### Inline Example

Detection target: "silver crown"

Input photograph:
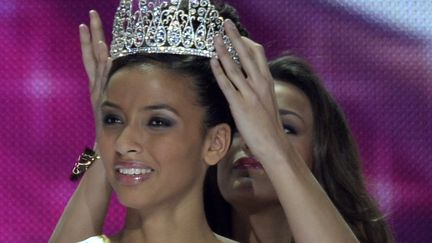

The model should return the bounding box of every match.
[110,0,238,60]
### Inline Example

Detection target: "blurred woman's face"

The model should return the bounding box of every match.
[98,65,210,210]
[217,81,314,208]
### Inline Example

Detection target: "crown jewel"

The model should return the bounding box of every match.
[110,0,238,60]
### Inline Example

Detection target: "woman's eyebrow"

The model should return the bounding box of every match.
[141,104,180,116]
[101,101,180,116]
[279,108,304,122]
[101,100,121,109]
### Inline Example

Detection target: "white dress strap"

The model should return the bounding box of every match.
[78,233,236,243]
[215,233,240,243]
[77,235,110,243]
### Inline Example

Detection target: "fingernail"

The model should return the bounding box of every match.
[225,19,235,28]
[79,24,87,32]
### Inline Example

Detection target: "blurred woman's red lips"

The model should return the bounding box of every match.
[233,157,264,170]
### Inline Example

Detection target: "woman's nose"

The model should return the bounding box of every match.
[115,125,142,156]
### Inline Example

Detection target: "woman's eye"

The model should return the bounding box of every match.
[147,117,174,128]
[103,114,123,125]
[283,124,297,135]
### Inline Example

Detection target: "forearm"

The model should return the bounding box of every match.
[261,144,359,243]
[49,160,112,243]
[50,9,113,242]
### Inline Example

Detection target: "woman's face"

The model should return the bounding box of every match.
[217,81,314,208]
[98,65,210,210]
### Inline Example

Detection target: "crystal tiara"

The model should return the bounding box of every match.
[110,0,238,60]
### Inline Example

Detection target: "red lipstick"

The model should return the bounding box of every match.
[233,157,264,170]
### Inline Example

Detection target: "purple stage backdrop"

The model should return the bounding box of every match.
[1,0,431,242]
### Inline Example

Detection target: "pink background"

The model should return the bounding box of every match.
[1,0,431,242]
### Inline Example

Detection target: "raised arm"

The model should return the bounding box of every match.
[210,19,359,243]
[49,11,112,243]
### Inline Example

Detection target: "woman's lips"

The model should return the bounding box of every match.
[233,157,264,170]
[114,161,155,186]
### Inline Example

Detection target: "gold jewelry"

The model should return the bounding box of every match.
[70,148,100,181]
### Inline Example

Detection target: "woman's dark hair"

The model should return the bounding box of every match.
[268,55,394,243]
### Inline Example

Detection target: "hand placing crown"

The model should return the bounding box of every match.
[110,0,238,61]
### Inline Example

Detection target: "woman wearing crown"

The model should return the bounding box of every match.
[55,0,245,242]
[50,0,380,242]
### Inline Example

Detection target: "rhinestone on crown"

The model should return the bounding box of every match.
[110,0,238,61]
